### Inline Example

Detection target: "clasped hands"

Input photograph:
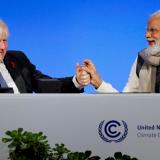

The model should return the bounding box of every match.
[76,59,103,89]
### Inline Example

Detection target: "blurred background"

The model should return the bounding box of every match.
[1,0,160,93]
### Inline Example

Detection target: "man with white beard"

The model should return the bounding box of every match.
[79,10,160,93]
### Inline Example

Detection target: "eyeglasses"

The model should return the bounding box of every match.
[146,28,160,34]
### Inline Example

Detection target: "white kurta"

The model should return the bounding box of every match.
[96,58,140,93]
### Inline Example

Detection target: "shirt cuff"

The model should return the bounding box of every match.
[72,75,84,90]
[96,81,106,92]
[96,81,118,93]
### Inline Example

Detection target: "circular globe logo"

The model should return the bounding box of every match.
[98,120,128,143]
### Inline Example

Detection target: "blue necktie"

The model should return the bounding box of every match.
[0,73,8,87]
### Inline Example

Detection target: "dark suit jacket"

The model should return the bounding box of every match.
[3,50,83,93]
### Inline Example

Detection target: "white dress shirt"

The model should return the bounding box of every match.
[96,58,140,93]
[0,62,20,93]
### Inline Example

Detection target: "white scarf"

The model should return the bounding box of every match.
[139,49,160,92]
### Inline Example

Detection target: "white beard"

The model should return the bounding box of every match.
[145,39,160,56]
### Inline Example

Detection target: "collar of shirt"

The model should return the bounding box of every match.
[0,62,20,94]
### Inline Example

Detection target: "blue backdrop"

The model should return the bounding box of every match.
[1,0,160,93]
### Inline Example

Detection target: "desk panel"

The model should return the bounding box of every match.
[0,94,159,160]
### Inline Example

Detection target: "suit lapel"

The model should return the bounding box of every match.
[4,54,27,93]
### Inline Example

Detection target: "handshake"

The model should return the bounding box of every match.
[76,59,103,89]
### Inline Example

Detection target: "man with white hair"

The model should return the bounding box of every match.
[0,20,89,93]
[80,10,160,93]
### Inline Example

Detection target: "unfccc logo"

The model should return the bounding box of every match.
[98,120,128,143]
